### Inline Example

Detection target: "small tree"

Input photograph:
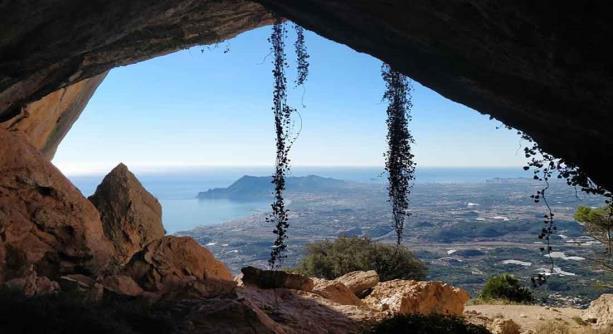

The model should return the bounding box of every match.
[295,236,427,281]
[575,206,613,255]
[478,273,534,304]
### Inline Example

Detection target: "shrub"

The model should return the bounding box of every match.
[295,237,427,281]
[478,273,534,304]
[0,287,174,334]
[365,314,490,334]
[534,321,570,334]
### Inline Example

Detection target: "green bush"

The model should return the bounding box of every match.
[0,288,174,334]
[365,314,490,334]
[478,273,534,304]
[295,237,427,281]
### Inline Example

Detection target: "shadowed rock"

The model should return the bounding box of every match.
[89,163,164,264]
[241,266,314,291]
[123,236,233,293]
[0,128,113,282]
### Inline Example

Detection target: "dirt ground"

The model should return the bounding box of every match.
[465,304,585,333]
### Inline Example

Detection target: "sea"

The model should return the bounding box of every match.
[68,167,528,233]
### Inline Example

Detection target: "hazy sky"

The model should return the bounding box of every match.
[53,26,526,175]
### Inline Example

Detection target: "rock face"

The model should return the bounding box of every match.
[0,128,112,282]
[123,236,232,292]
[312,278,362,306]
[89,163,164,264]
[582,294,613,327]
[364,279,470,316]
[334,270,379,298]
[2,1,613,191]
[241,266,314,291]
[0,73,106,159]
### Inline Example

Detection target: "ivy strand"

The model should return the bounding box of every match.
[382,63,416,246]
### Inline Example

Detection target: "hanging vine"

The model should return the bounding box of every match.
[518,131,613,286]
[294,24,309,87]
[266,19,310,269]
[382,63,416,246]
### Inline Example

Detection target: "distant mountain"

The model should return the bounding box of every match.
[197,175,351,201]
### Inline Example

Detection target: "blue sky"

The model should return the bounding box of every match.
[53,26,526,175]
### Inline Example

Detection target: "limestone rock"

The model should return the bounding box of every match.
[102,274,143,297]
[0,128,113,282]
[334,270,379,298]
[241,266,314,291]
[364,279,469,316]
[312,278,362,306]
[583,294,613,327]
[0,73,106,159]
[123,236,232,292]
[489,318,521,334]
[89,163,164,264]
[239,287,379,333]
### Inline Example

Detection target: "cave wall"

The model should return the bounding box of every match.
[1,0,612,190]
[0,73,107,159]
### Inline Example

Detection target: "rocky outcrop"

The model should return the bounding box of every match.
[89,163,164,264]
[312,278,362,306]
[364,279,470,316]
[123,236,232,293]
[582,294,613,328]
[0,128,112,282]
[0,73,106,159]
[101,275,144,297]
[334,270,379,298]
[241,266,314,291]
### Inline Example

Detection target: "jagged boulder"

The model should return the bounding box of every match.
[583,294,613,327]
[364,279,469,316]
[89,163,164,264]
[123,236,232,293]
[334,270,379,298]
[312,278,362,306]
[101,275,144,297]
[0,128,112,282]
[241,266,314,291]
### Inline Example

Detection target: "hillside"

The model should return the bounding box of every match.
[196,175,353,200]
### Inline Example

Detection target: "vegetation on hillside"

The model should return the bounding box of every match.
[365,314,490,334]
[477,273,534,304]
[295,236,427,281]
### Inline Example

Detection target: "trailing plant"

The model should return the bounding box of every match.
[382,63,415,246]
[293,24,309,87]
[266,19,294,269]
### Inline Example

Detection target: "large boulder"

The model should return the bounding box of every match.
[89,163,164,264]
[123,236,232,292]
[312,278,362,306]
[334,270,379,298]
[0,128,112,282]
[241,266,314,291]
[364,279,470,316]
[583,294,613,327]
